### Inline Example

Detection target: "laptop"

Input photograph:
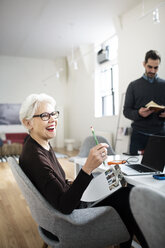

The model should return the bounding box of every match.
[121,135,165,176]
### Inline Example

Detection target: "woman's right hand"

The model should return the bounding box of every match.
[82,143,109,175]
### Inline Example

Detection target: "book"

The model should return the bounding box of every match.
[145,101,165,112]
[81,164,124,206]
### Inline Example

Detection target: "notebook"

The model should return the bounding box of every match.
[122,135,165,176]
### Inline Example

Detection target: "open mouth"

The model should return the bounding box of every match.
[46,126,55,132]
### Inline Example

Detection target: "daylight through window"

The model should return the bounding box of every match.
[95,35,119,118]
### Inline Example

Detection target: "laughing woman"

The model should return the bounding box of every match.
[19,93,148,248]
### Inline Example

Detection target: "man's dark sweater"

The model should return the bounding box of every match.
[123,77,165,134]
[19,136,93,214]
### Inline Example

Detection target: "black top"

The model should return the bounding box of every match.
[19,136,93,214]
[123,77,165,134]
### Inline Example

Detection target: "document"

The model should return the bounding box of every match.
[145,101,165,112]
[81,165,122,205]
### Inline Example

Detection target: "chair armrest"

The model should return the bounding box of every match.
[45,202,124,227]
[53,206,126,228]
[69,206,115,225]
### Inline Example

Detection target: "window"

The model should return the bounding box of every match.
[95,35,119,117]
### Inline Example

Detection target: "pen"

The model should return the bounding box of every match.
[90,126,106,165]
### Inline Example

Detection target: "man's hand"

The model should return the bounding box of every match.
[138,107,155,117]
[159,111,165,118]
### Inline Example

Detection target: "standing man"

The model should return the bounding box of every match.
[123,50,165,155]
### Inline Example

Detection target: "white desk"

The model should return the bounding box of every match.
[74,154,141,176]
[74,155,165,193]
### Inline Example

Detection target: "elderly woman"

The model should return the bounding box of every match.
[19,93,148,248]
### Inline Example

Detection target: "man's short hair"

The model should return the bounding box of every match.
[144,50,161,63]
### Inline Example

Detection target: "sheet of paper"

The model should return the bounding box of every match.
[81,167,121,202]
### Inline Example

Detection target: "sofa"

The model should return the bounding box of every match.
[0,132,28,157]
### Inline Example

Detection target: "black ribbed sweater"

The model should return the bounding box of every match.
[123,77,165,133]
[19,136,93,214]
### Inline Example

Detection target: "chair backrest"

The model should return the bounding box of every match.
[78,135,115,157]
[130,186,165,248]
[8,157,130,248]
[8,157,64,236]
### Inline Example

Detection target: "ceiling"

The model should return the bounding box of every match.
[0,0,141,60]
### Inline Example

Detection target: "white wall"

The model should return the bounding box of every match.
[67,0,165,150]
[118,0,165,95]
[1,0,165,151]
[66,45,118,149]
[114,0,165,152]
[0,56,67,147]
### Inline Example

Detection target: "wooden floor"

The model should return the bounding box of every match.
[0,149,125,248]
[0,161,43,248]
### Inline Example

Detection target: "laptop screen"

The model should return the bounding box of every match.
[141,135,165,172]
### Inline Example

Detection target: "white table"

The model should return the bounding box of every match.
[74,154,142,176]
[74,155,165,193]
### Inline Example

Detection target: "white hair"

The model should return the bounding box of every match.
[19,93,56,127]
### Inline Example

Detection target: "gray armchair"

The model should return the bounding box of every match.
[78,135,115,157]
[71,135,115,176]
[8,157,130,248]
[130,185,165,248]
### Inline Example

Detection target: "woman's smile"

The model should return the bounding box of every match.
[46,124,56,132]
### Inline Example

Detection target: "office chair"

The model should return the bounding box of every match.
[78,135,115,157]
[130,185,165,248]
[8,157,130,248]
[72,135,115,176]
